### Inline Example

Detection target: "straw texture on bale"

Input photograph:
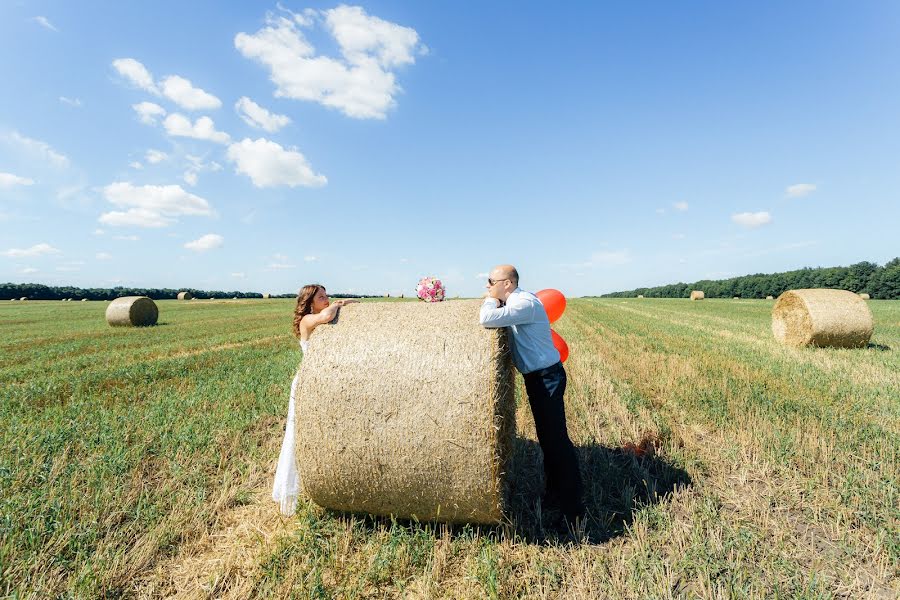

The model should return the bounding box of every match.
[690,291,705,300]
[296,300,516,524]
[177,291,192,300]
[106,296,159,327]
[859,293,870,300]
[772,289,873,348]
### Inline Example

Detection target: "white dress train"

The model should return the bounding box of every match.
[272,340,308,516]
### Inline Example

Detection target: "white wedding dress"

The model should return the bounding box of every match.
[272,339,309,516]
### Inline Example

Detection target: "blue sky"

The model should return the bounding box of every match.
[2,2,899,297]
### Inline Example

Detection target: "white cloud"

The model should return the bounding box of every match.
[160,75,222,110]
[145,149,168,164]
[673,201,689,211]
[0,173,35,187]
[21,267,39,274]
[59,96,82,107]
[99,182,214,228]
[235,6,424,119]
[129,161,143,170]
[133,101,166,125]
[96,252,112,260]
[732,211,772,228]
[235,97,291,132]
[267,262,296,270]
[785,183,816,198]
[672,233,686,240]
[183,171,198,186]
[272,253,289,262]
[304,255,318,262]
[475,272,488,279]
[112,58,159,94]
[226,137,326,188]
[113,235,139,241]
[93,229,105,236]
[32,16,58,32]
[4,132,69,168]
[2,243,61,258]
[231,272,246,278]
[164,114,230,144]
[587,250,631,267]
[184,233,224,252]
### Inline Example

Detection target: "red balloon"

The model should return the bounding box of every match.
[536,289,566,323]
[551,328,569,362]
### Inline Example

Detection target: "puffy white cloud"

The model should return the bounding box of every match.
[59,96,82,107]
[475,272,488,279]
[133,101,166,125]
[785,183,816,198]
[164,114,230,144]
[304,255,318,262]
[32,16,58,32]
[92,229,105,236]
[145,149,168,164]
[161,75,222,110]
[96,252,112,260]
[184,233,224,252]
[3,132,69,168]
[235,97,290,132]
[99,182,214,228]
[129,161,143,170]
[267,262,296,270]
[114,235,139,241]
[112,58,159,94]
[673,201,689,211]
[20,267,39,274]
[183,171,198,186]
[0,173,35,187]
[732,211,772,228]
[2,243,61,258]
[226,137,326,188]
[235,6,424,119]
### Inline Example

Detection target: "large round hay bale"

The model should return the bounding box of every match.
[262,293,271,299]
[296,300,515,524]
[177,291,192,300]
[859,293,870,300]
[106,296,158,327]
[690,290,704,300]
[772,289,873,348]
[19,297,27,301]
[637,295,644,299]
[766,295,774,300]
[733,296,740,300]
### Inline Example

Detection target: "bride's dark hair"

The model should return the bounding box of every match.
[292,284,324,338]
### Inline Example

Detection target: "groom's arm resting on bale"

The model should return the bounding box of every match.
[479,294,537,328]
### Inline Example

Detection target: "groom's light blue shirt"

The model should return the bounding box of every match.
[479,288,560,375]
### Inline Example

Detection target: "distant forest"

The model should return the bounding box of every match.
[0,284,371,301]
[602,258,900,299]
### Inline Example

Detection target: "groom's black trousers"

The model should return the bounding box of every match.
[522,361,584,519]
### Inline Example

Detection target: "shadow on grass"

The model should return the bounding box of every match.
[866,343,891,351]
[326,436,691,547]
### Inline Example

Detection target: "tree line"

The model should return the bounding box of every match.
[0,283,370,301]
[601,258,900,299]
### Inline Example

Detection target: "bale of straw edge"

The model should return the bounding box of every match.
[772,289,873,348]
[690,291,704,300]
[859,293,870,300]
[177,291,192,300]
[296,299,516,524]
[106,296,158,327]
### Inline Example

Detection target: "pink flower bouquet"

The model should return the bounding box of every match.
[416,276,446,302]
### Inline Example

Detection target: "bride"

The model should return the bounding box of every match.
[272,284,358,516]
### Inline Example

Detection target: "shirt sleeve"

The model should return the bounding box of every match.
[479,295,536,328]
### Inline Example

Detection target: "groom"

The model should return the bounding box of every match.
[479,264,585,524]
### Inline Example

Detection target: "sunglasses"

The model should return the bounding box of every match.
[487,278,509,286]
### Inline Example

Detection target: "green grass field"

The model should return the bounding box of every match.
[1,298,897,599]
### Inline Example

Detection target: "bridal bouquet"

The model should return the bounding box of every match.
[416,276,445,302]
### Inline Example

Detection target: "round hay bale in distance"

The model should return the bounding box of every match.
[262,293,271,299]
[772,289,873,348]
[106,296,158,327]
[766,295,774,300]
[859,293,870,300]
[297,300,516,524]
[177,291,192,300]
[690,290,705,300]
[733,296,740,300]
[19,297,27,301]
[637,295,644,299]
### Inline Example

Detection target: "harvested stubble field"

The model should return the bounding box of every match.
[1,298,897,599]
